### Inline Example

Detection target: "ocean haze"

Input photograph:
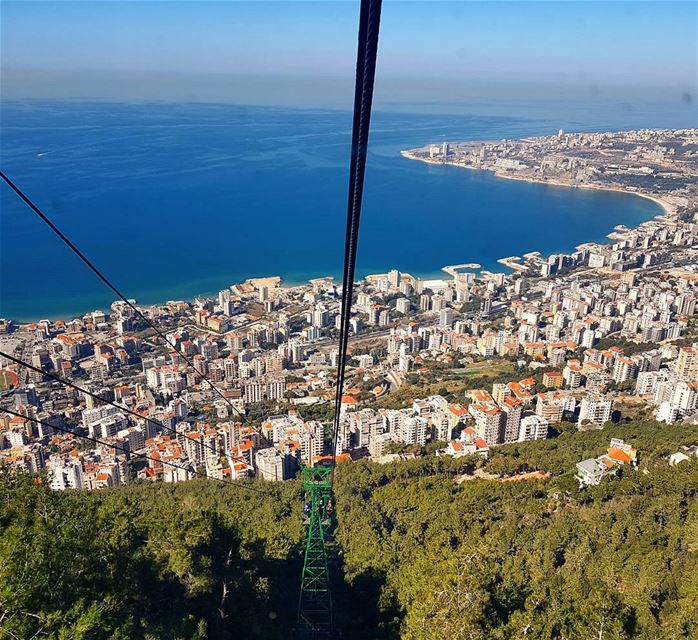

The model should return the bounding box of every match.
[0,100,681,322]
[2,1,696,108]
[4,69,696,115]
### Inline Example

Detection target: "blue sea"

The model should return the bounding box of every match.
[1,99,693,321]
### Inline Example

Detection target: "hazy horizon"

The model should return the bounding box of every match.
[2,1,696,111]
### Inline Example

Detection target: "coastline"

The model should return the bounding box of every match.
[3,150,669,325]
[400,150,675,217]
[491,171,674,217]
[5,266,447,324]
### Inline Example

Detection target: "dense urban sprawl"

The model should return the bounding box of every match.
[1,129,698,490]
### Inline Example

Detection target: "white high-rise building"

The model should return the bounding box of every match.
[578,395,613,426]
[396,298,411,314]
[581,329,596,349]
[676,346,698,381]
[335,415,352,454]
[398,416,428,446]
[300,421,324,465]
[500,397,523,443]
[255,447,295,481]
[656,402,679,424]
[612,357,639,384]
[671,381,698,413]
[369,432,395,458]
[89,412,129,439]
[439,308,454,328]
[49,458,84,490]
[218,289,230,309]
[387,269,401,288]
[518,415,549,442]
[635,369,670,396]
[312,304,329,328]
[470,404,504,446]
[82,404,119,429]
[243,377,286,403]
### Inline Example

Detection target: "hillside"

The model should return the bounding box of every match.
[1,421,698,640]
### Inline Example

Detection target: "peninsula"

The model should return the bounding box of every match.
[402,128,698,218]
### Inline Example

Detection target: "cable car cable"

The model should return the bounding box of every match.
[1,406,267,492]
[329,0,383,482]
[0,350,231,463]
[0,170,244,421]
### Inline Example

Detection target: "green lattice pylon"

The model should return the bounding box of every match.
[297,465,334,637]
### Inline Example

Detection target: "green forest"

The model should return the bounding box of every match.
[2,421,697,639]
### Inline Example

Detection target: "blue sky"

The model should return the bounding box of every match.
[2,1,696,106]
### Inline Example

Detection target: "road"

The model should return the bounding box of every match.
[17,333,35,385]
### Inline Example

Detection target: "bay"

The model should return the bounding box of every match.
[0,100,676,321]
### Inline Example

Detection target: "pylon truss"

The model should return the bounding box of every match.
[297,465,335,638]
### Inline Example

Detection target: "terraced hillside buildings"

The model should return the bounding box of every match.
[1,129,698,488]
